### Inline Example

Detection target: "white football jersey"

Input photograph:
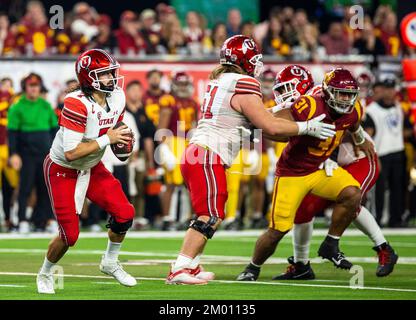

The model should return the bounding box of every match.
[190,72,262,167]
[50,88,126,170]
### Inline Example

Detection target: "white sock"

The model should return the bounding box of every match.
[40,257,55,274]
[104,240,122,262]
[173,253,193,271]
[293,220,313,264]
[327,234,340,240]
[250,260,262,268]
[189,254,201,269]
[353,206,386,247]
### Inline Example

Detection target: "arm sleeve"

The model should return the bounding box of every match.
[234,77,262,98]
[63,127,84,152]
[60,97,88,133]
[7,103,20,131]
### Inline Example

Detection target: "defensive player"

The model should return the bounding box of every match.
[237,67,375,281]
[37,49,137,294]
[166,35,337,285]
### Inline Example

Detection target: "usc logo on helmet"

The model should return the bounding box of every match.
[324,70,335,84]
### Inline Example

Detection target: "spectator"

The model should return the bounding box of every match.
[0,77,17,231]
[71,2,99,41]
[87,14,117,53]
[241,21,255,39]
[183,11,205,56]
[375,11,401,57]
[55,13,88,55]
[140,9,164,54]
[115,10,146,56]
[16,1,54,55]
[155,3,177,33]
[0,12,14,55]
[160,17,186,54]
[364,77,409,227]
[210,22,227,55]
[124,80,156,228]
[319,21,351,55]
[262,17,291,56]
[56,79,78,117]
[7,73,58,233]
[353,18,385,56]
[293,23,319,60]
[143,69,165,126]
[226,8,242,37]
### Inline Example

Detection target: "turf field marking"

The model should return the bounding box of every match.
[0,272,415,293]
[0,284,26,288]
[1,248,416,265]
[1,228,416,240]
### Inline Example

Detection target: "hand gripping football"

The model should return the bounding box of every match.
[110,121,134,161]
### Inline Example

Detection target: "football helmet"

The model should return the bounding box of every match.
[171,70,193,98]
[322,68,359,114]
[220,35,264,78]
[75,48,124,93]
[273,65,314,104]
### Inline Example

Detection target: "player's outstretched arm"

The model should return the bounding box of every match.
[63,125,131,162]
[349,123,375,162]
[232,94,336,140]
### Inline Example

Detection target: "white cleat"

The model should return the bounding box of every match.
[45,220,59,234]
[190,265,215,281]
[19,221,30,234]
[166,265,208,285]
[37,273,55,294]
[99,256,137,287]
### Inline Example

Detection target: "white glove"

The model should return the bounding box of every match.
[159,143,176,171]
[245,149,260,175]
[297,114,336,140]
[319,158,339,177]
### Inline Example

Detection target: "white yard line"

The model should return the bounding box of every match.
[1,229,416,240]
[0,272,415,294]
[0,284,26,288]
[1,248,416,265]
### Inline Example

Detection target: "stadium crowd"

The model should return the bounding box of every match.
[0,1,415,59]
[0,1,415,234]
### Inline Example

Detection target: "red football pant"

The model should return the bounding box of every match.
[294,155,379,224]
[43,155,134,246]
[181,144,228,219]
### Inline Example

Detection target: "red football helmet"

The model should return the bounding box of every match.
[273,65,314,104]
[75,49,124,93]
[322,68,359,114]
[171,70,193,98]
[220,35,264,77]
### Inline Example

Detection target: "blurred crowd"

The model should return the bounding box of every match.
[1,63,416,234]
[0,1,415,60]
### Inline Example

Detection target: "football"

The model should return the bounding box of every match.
[110,121,134,161]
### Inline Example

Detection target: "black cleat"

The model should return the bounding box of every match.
[272,256,315,280]
[236,264,260,281]
[318,242,353,270]
[373,243,398,277]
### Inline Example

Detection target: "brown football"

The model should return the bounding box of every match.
[110,121,133,161]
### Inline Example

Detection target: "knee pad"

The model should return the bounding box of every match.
[106,216,133,235]
[189,216,218,239]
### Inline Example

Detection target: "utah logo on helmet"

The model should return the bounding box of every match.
[220,35,264,78]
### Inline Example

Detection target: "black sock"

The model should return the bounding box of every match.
[324,235,339,248]
[247,262,261,272]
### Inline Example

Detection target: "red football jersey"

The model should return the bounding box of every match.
[276,93,363,177]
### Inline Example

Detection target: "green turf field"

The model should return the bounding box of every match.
[0,230,415,300]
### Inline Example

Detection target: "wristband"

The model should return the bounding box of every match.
[96,134,111,150]
[351,126,365,145]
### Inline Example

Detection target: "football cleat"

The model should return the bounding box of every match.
[272,256,315,280]
[166,265,208,285]
[37,272,55,294]
[373,243,398,277]
[190,265,215,281]
[318,242,352,270]
[100,256,137,287]
[236,264,260,281]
